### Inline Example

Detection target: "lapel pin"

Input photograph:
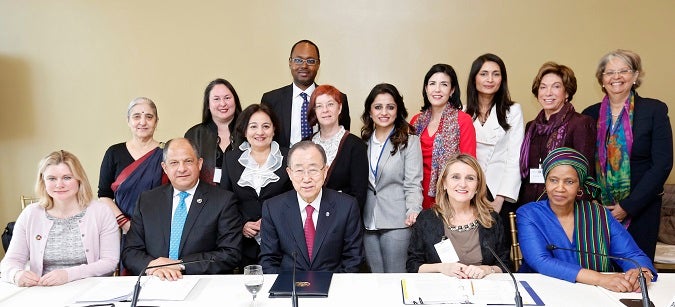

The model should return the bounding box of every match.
[326,212,330,217]
[36,235,42,240]
[197,198,203,204]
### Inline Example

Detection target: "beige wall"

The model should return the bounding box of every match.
[1,1,673,257]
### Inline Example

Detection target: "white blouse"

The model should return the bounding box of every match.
[237,141,283,195]
[312,126,346,167]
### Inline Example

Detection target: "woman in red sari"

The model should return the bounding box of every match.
[98,97,166,234]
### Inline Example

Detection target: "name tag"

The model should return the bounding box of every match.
[434,238,459,263]
[213,168,222,183]
[530,168,545,184]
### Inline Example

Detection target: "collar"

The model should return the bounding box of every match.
[173,180,199,197]
[297,188,323,212]
[292,83,316,99]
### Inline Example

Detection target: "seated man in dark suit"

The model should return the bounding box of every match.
[122,138,242,279]
[260,141,364,273]
[261,40,350,148]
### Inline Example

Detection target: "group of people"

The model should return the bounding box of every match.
[1,41,671,295]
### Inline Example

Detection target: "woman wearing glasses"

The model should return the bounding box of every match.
[518,62,596,206]
[411,64,477,210]
[185,78,243,185]
[306,85,368,209]
[361,83,423,273]
[582,50,673,260]
[220,104,292,268]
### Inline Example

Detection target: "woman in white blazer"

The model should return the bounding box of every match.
[465,54,524,254]
[360,83,423,273]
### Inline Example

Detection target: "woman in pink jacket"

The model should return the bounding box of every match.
[1,150,119,286]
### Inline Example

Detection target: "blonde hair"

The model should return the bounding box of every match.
[35,150,93,210]
[432,154,494,228]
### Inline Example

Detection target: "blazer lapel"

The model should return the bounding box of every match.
[179,182,207,255]
[374,140,394,186]
[159,185,174,254]
[283,193,311,265]
[312,190,336,266]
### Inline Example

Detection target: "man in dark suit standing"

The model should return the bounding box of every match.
[260,141,363,273]
[261,40,350,148]
[122,138,241,279]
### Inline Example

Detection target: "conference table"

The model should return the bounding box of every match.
[0,273,673,307]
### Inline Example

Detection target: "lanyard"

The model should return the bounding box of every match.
[369,129,394,179]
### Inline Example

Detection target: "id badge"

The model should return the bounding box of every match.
[434,238,459,263]
[213,168,222,183]
[530,168,545,184]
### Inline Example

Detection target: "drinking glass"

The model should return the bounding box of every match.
[243,265,264,306]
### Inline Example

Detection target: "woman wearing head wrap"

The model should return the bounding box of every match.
[516,147,656,292]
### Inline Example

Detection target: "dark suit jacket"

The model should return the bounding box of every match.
[406,210,511,273]
[321,133,368,210]
[220,146,293,262]
[261,84,351,148]
[582,93,673,259]
[122,181,242,275]
[259,189,364,273]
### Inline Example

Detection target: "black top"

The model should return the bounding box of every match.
[185,122,231,185]
[407,209,511,273]
[98,142,134,198]
[321,133,368,210]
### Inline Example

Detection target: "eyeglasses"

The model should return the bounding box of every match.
[315,102,337,111]
[602,69,634,77]
[290,166,325,178]
[290,57,319,66]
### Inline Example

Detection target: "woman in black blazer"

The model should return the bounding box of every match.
[220,104,293,268]
[582,49,673,260]
[306,85,368,209]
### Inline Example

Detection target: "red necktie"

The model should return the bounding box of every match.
[304,204,316,261]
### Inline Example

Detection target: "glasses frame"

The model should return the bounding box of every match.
[290,57,319,66]
[602,69,634,78]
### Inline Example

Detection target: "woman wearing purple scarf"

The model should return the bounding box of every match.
[518,62,595,206]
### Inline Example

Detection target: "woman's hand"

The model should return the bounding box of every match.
[438,263,469,279]
[15,270,40,287]
[490,196,505,213]
[38,269,68,286]
[405,212,419,227]
[607,203,628,222]
[596,273,635,292]
[243,219,261,238]
[623,268,652,292]
[464,265,490,279]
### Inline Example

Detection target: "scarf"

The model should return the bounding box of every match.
[595,93,633,207]
[414,104,460,197]
[575,200,612,271]
[520,102,575,178]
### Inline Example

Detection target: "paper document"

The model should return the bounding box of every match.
[75,276,199,303]
[401,275,544,305]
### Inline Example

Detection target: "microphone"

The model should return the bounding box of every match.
[546,244,653,307]
[484,242,523,307]
[292,250,299,307]
[130,258,215,307]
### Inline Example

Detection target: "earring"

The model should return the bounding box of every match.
[577,189,583,198]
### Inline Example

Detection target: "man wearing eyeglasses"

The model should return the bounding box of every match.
[261,40,351,148]
[259,141,363,273]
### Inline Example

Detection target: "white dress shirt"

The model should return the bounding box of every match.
[290,83,316,146]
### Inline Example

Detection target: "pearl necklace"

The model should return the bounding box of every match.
[447,219,479,232]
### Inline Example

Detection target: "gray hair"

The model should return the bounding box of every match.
[595,49,643,93]
[126,97,158,120]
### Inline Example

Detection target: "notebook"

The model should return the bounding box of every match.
[268,271,333,297]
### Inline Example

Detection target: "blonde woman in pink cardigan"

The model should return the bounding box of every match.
[1,150,119,287]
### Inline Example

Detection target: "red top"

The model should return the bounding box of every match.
[411,111,477,209]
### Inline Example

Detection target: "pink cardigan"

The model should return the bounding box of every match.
[0,200,120,284]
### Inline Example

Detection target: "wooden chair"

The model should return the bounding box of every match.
[655,184,675,272]
[509,212,522,272]
[20,195,39,209]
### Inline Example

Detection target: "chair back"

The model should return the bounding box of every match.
[509,212,522,272]
[21,195,39,209]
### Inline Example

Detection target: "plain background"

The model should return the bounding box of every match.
[1,1,673,257]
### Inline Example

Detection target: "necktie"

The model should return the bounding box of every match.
[300,92,312,139]
[304,204,316,261]
[169,191,189,260]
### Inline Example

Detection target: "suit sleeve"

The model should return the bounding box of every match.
[406,211,428,273]
[122,195,156,275]
[620,101,673,217]
[348,137,369,210]
[259,200,282,273]
[182,193,242,274]
[403,136,424,215]
[339,197,364,272]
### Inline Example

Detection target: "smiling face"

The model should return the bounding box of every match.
[442,161,479,205]
[245,111,274,150]
[127,102,157,139]
[43,163,80,205]
[314,94,342,129]
[287,146,328,203]
[545,164,580,209]
[537,73,568,118]
[475,61,502,96]
[162,139,203,191]
[289,42,320,90]
[370,93,397,131]
[209,84,236,124]
[602,57,638,97]
[425,72,454,107]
